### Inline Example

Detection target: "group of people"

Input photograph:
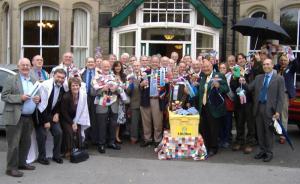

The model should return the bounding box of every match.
[2,48,297,177]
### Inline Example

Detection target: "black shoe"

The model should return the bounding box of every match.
[107,143,121,150]
[263,153,273,162]
[18,164,36,170]
[98,145,106,153]
[140,141,152,147]
[154,142,160,148]
[6,170,23,177]
[52,157,63,164]
[254,152,267,160]
[207,151,217,158]
[37,158,50,165]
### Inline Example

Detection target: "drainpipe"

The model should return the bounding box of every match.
[222,0,228,62]
[109,27,112,54]
[232,0,237,55]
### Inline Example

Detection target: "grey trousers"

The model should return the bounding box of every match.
[256,103,274,154]
[130,109,141,140]
[6,116,33,170]
[96,112,118,145]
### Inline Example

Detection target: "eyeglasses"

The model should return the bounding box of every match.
[19,64,31,67]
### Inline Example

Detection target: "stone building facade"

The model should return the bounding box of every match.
[0,0,300,68]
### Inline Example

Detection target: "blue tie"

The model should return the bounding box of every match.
[259,75,270,103]
[87,70,92,95]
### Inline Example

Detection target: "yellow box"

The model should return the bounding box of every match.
[169,111,200,138]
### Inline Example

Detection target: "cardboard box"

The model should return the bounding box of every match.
[169,111,200,138]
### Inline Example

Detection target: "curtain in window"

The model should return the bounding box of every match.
[23,6,58,21]
[72,9,88,68]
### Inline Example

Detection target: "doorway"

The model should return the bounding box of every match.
[149,43,183,59]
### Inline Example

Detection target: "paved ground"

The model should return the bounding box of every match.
[0,125,300,184]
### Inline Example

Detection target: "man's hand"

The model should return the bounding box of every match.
[239,77,246,84]
[53,113,59,123]
[102,85,109,92]
[44,122,51,129]
[213,81,220,88]
[254,52,261,62]
[32,96,40,104]
[72,123,78,132]
[21,95,30,102]
[140,80,148,87]
[273,112,280,120]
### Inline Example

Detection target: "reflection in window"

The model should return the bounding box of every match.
[71,8,89,68]
[119,32,136,57]
[280,8,299,50]
[142,28,191,41]
[196,33,213,56]
[249,11,267,51]
[22,6,59,67]
[143,0,191,23]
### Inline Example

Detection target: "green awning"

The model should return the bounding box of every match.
[189,0,223,28]
[110,0,223,29]
[110,0,144,27]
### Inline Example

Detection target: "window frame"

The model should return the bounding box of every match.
[20,5,60,60]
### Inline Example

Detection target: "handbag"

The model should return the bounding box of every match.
[225,96,234,111]
[70,132,89,163]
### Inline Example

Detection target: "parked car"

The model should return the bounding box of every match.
[0,64,18,131]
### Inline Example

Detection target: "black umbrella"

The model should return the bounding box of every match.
[232,17,290,49]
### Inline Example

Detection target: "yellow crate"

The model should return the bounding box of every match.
[169,111,200,138]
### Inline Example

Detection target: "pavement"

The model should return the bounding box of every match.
[0,125,300,184]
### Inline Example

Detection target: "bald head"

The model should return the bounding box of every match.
[18,58,32,76]
[102,60,111,74]
[192,60,202,73]
[202,59,213,76]
[160,56,169,68]
[32,55,44,69]
[62,52,73,66]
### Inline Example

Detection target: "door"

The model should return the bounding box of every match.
[149,43,183,59]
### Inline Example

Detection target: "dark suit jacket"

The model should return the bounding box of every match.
[198,72,229,118]
[39,86,65,125]
[140,69,170,111]
[81,68,96,84]
[274,59,298,99]
[247,73,285,119]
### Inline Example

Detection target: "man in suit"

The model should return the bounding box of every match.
[91,60,121,153]
[274,54,298,142]
[241,58,285,162]
[140,55,169,147]
[2,58,40,177]
[30,55,49,81]
[198,59,229,157]
[81,57,97,145]
[36,69,66,164]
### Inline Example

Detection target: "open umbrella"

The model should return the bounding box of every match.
[232,17,290,49]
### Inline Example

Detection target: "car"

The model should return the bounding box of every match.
[0,64,18,131]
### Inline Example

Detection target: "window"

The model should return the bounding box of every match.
[141,28,191,41]
[249,11,267,51]
[196,32,213,56]
[280,8,299,52]
[71,8,90,68]
[22,6,59,68]
[121,11,136,26]
[119,32,136,57]
[143,0,191,23]
[197,12,212,27]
